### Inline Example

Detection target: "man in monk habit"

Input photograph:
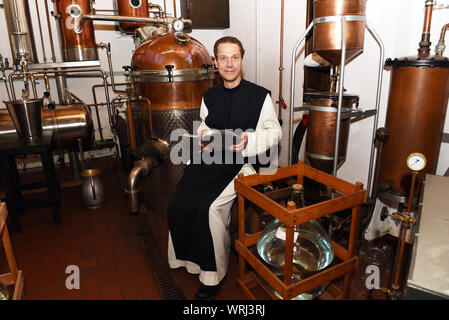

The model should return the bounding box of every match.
[167,36,282,300]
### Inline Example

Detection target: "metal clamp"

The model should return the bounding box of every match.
[313,15,366,24]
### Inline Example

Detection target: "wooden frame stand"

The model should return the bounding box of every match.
[234,161,366,300]
[0,202,24,300]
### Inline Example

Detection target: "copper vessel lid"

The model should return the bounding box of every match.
[131,31,212,71]
[385,56,449,68]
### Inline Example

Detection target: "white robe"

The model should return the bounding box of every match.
[168,93,282,285]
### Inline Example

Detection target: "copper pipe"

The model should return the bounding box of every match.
[44,0,56,62]
[392,171,418,290]
[173,0,177,17]
[142,97,153,132]
[34,0,47,62]
[163,0,167,17]
[418,0,435,57]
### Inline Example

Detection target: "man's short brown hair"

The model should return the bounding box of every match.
[213,36,245,58]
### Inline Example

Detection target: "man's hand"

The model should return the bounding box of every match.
[194,129,213,152]
[229,132,248,152]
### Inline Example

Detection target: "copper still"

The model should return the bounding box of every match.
[0,104,94,149]
[304,92,359,173]
[376,1,449,204]
[378,57,449,200]
[313,0,366,66]
[55,0,98,61]
[116,0,150,32]
[130,30,215,204]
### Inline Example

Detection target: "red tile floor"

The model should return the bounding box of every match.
[0,157,396,300]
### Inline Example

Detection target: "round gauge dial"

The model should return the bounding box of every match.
[173,19,184,32]
[406,152,427,171]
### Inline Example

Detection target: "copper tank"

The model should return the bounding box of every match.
[379,56,449,199]
[305,92,359,173]
[130,31,215,203]
[313,0,366,66]
[55,0,98,61]
[116,0,150,32]
[0,104,94,149]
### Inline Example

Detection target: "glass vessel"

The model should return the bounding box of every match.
[256,217,334,300]
[0,283,9,300]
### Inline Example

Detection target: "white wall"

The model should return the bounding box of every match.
[0,0,448,182]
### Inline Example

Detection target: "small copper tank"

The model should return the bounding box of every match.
[116,0,150,32]
[379,56,449,198]
[305,92,359,173]
[55,0,98,61]
[313,0,366,66]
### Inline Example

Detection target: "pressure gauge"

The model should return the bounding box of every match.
[406,152,427,171]
[173,19,184,32]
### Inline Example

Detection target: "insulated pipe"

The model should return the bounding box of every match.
[74,14,191,34]
[289,22,314,165]
[126,157,154,214]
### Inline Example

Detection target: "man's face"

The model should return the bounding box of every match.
[216,43,243,88]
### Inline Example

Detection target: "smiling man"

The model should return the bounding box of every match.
[167,36,282,300]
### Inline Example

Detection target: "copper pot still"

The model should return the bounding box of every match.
[130,31,215,205]
[0,104,94,149]
[305,92,359,174]
[313,0,366,66]
[55,0,98,61]
[116,0,150,32]
[378,57,449,199]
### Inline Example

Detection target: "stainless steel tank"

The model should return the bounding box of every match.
[0,104,94,149]
[130,30,216,205]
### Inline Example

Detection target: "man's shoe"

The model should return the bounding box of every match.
[194,278,225,300]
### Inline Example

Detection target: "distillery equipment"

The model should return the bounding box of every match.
[2,0,38,65]
[234,162,366,300]
[304,92,359,174]
[375,1,449,207]
[116,0,150,33]
[289,0,384,196]
[0,103,94,149]
[4,99,44,140]
[55,0,99,62]
[129,28,216,207]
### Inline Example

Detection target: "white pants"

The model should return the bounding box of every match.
[168,164,254,286]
